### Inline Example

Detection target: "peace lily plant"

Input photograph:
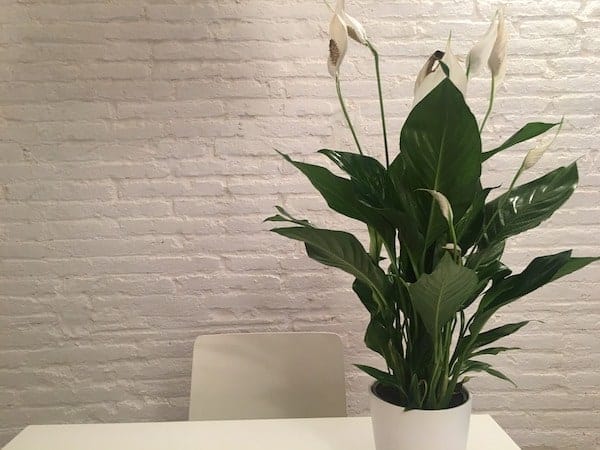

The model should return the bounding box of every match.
[266,2,598,413]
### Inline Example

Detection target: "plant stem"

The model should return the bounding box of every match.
[335,74,363,155]
[367,41,390,168]
[479,75,496,134]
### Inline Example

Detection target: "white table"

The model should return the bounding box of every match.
[4,415,520,449]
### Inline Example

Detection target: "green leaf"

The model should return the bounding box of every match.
[470,251,572,336]
[482,122,561,162]
[272,227,389,308]
[483,163,578,246]
[470,321,529,349]
[353,279,378,315]
[550,256,600,282]
[460,361,516,387]
[276,151,374,223]
[466,240,511,282]
[455,185,490,250]
[470,346,520,357]
[364,315,390,357]
[264,206,313,227]
[407,253,479,340]
[277,151,396,260]
[355,364,398,387]
[399,78,481,245]
[318,149,390,207]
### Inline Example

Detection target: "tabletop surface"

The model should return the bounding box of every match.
[4,415,520,450]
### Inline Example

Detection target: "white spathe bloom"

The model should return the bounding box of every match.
[325,0,368,45]
[488,7,508,86]
[328,10,348,77]
[466,11,499,77]
[413,39,468,105]
[521,120,564,172]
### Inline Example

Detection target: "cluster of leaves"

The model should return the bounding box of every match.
[266,78,597,410]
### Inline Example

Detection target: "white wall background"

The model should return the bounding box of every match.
[0,1,599,448]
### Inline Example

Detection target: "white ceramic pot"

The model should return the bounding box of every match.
[369,383,472,450]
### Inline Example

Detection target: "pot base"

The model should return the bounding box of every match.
[370,382,472,450]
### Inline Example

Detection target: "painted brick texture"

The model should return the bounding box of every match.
[0,1,599,449]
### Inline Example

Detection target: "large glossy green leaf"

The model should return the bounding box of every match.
[470,250,572,336]
[452,321,527,369]
[272,226,389,308]
[482,122,560,162]
[318,149,390,206]
[277,151,396,258]
[483,163,578,246]
[407,253,478,339]
[399,78,481,245]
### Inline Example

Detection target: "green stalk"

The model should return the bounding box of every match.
[335,74,363,155]
[479,75,496,134]
[367,41,390,168]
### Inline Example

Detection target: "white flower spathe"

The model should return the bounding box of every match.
[413,39,468,106]
[488,7,508,86]
[328,10,348,77]
[326,0,368,45]
[521,120,564,172]
[419,189,454,224]
[466,12,499,77]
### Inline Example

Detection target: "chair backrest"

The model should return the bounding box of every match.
[189,332,346,421]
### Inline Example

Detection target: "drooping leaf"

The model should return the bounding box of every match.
[399,78,482,245]
[407,253,479,340]
[482,122,561,162]
[272,227,389,309]
[482,163,578,246]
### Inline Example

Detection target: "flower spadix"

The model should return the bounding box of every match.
[413,38,468,105]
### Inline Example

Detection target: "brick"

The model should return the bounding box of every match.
[0,2,599,449]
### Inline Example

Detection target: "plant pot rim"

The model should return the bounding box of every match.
[369,381,471,411]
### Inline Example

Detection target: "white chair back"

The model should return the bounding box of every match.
[189,332,346,420]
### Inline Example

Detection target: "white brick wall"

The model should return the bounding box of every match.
[0,1,598,449]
